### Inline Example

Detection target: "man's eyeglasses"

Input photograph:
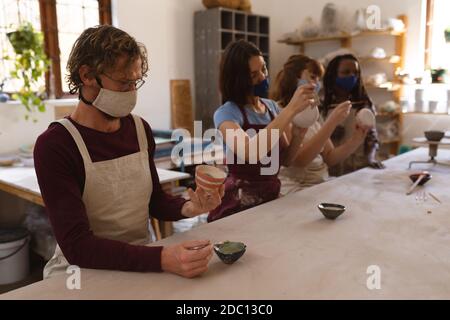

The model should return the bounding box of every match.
[102,73,146,90]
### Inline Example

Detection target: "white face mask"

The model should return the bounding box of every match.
[92,88,137,118]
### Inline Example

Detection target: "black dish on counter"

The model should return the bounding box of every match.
[214,241,246,265]
[409,172,432,186]
[318,203,346,220]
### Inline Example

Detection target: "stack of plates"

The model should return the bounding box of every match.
[18,144,34,158]
[0,155,19,167]
[18,144,35,167]
[0,144,35,168]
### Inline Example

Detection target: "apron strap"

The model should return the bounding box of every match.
[55,119,93,165]
[239,99,275,129]
[260,99,276,121]
[131,114,148,152]
[237,105,250,129]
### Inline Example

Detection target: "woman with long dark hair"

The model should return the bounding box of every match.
[321,54,385,175]
[271,54,369,194]
[208,40,315,222]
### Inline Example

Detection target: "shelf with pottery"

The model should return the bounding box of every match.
[377,110,401,116]
[380,137,401,144]
[358,55,401,64]
[403,111,450,116]
[377,112,403,155]
[278,28,406,47]
[279,14,408,158]
[195,7,270,129]
[365,82,403,91]
[277,32,348,45]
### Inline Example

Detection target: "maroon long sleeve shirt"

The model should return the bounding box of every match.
[34,115,187,273]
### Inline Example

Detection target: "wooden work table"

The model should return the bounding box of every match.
[1,148,450,299]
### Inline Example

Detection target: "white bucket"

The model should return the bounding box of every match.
[0,228,30,285]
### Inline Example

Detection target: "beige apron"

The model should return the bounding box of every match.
[43,115,154,279]
[280,121,329,195]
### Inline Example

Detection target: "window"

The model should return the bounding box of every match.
[56,0,101,93]
[0,0,111,98]
[0,0,42,93]
[425,0,450,71]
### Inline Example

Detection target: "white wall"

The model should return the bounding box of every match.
[0,100,76,154]
[402,113,450,146]
[0,0,432,154]
[115,0,204,131]
[114,0,426,131]
[252,0,425,77]
[0,0,441,225]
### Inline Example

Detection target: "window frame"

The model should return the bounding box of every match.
[2,0,112,99]
[424,0,434,69]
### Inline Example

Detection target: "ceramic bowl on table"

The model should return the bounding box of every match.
[318,203,346,220]
[214,241,246,265]
[409,172,432,186]
[424,131,445,142]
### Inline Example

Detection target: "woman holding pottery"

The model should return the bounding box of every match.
[271,54,370,195]
[321,54,385,176]
[208,40,316,222]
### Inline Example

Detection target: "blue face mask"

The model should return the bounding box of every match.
[253,78,270,98]
[297,79,321,93]
[335,76,358,92]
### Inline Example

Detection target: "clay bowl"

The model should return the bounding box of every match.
[195,165,227,191]
[214,241,246,265]
[318,203,346,220]
[425,131,445,142]
[409,172,432,186]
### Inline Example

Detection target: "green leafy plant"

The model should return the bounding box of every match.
[6,23,50,121]
[445,28,450,43]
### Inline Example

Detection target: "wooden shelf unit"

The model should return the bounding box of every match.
[195,8,270,130]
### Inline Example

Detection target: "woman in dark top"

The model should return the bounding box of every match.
[321,54,385,175]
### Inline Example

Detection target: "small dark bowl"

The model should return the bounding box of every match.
[214,241,246,265]
[425,131,445,142]
[409,172,432,186]
[318,203,346,220]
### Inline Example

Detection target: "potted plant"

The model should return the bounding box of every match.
[5,23,50,121]
[431,68,447,84]
[445,28,450,43]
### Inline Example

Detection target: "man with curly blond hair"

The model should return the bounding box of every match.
[34,25,224,279]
